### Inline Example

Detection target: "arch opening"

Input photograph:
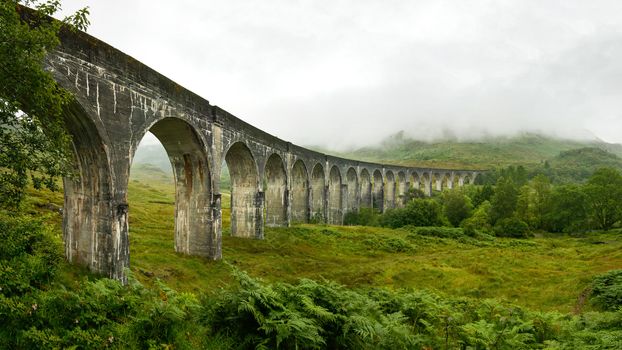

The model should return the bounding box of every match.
[264,153,287,227]
[372,170,384,212]
[346,167,358,213]
[360,169,372,208]
[131,117,214,257]
[397,171,406,207]
[311,164,325,222]
[225,142,261,238]
[328,166,343,224]
[384,171,396,210]
[291,160,309,223]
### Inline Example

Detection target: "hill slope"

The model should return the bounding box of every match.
[313,132,622,170]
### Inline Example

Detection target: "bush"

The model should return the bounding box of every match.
[493,218,531,238]
[442,190,473,227]
[380,199,444,229]
[0,214,63,296]
[343,208,380,226]
[591,270,622,311]
[461,201,493,236]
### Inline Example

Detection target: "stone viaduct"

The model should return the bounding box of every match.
[44,25,481,282]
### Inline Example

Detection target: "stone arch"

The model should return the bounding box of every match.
[328,166,343,224]
[225,142,261,238]
[264,153,287,227]
[372,169,384,211]
[290,160,309,223]
[422,172,432,196]
[345,167,358,213]
[385,170,396,209]
[442,172,452,191]
[433,173,443,192]
[360,169,372,208]
[397,171,407,207]
[62,100,122,280]
[411,172,421,192]
[310,163,325,222]
[140,117,214,255]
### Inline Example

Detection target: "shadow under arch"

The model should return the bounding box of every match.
[225,142,261,238]
[360,169,372,208]
[311,163,325,222]
[62,100,123,280]
[385,170,396,210]
[372,169,384,212]
[264,153,287,227]
[133,117,215,257]
[291,160,309,223]
[328,166,343,224]
[345,167,358,213]
[397,171,406,207]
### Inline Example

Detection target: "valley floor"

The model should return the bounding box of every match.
[119,171,622,313]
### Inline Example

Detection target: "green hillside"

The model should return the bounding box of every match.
[314,132,622,170]
[545,147,622,183]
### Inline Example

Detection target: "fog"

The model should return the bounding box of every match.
[60,0,622,149]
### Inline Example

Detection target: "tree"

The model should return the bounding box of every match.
[380,198,444,228]
[442,189,473,227]
[544,184,588,233]
[0,1,89,209]
[516,174,552,230]
[585,167,622,230]
[489,177,518,224]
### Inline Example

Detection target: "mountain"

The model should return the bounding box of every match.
[544,147,622,183]
[132,143,172,174]
[314,132,622,170]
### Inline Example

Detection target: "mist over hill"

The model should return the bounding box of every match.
[310,131,622,170]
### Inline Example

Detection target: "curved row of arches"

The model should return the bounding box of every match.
[217,140,480,236]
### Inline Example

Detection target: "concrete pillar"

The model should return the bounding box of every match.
[424,175,433,197]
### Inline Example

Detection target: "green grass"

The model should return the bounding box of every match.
[28,166,622,314]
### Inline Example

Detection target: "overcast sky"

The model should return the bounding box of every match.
[59,0,622,149]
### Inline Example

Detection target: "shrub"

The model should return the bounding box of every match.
[493,218,531,238]
[343,208,380,226]
[442,190,473,227]
[380,199,444,229]
[591,270,622,311]
[0,214,63,296]
[461,201,493,236]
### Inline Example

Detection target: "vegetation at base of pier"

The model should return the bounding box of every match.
[2,205,622,349]
[3,163,621,348]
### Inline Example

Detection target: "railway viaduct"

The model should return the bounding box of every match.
[45,25,482,282]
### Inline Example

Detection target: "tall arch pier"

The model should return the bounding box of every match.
[46,26,481,282]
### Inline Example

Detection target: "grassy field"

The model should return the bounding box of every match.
[27,164,622,314]
[124,166,622,313]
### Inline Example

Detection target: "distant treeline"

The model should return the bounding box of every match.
[347,167,622,236]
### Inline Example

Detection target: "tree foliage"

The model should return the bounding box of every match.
[0,0,89,209]
[584,167,622,230]
[441,189,473,227]
[489,177,518,224]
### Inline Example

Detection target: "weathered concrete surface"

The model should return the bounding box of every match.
[44,24,482,281]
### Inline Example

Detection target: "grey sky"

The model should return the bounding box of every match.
[60,0,622,149]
